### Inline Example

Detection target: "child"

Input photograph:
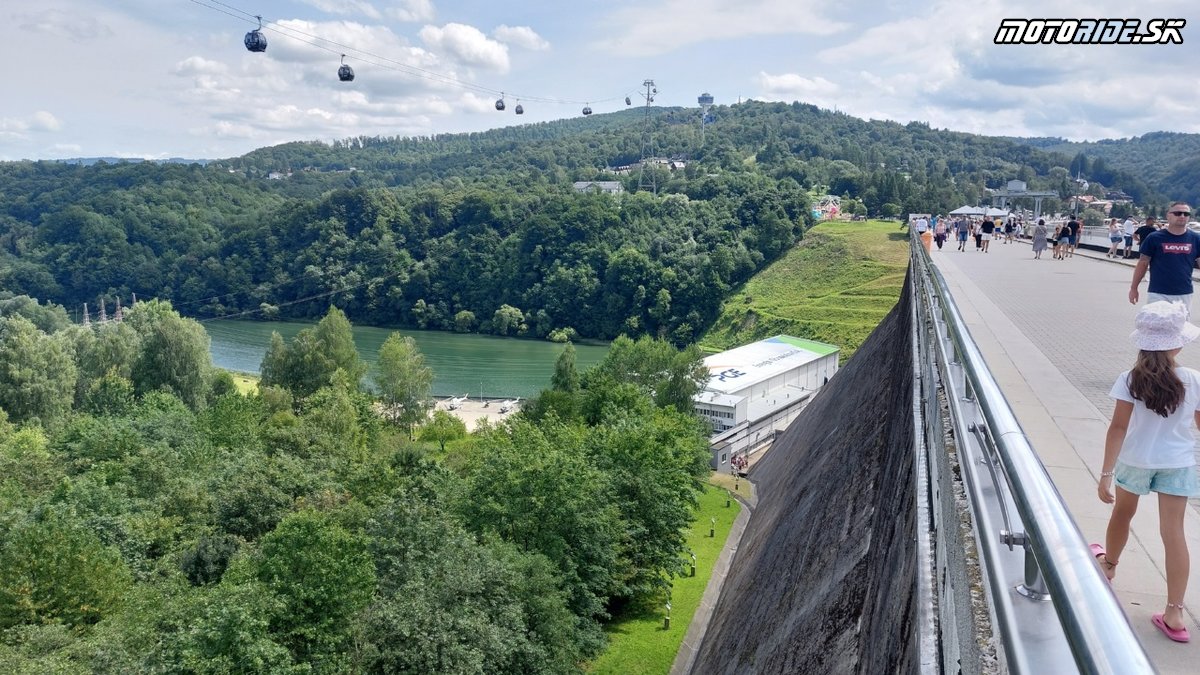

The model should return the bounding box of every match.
[1094,301,1200,643]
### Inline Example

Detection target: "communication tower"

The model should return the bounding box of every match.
[637,79,658,195]
[698,92,714,146]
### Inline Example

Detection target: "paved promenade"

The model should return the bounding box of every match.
[932,238,1200,671]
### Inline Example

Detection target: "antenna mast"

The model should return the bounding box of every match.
[637,79,658,196]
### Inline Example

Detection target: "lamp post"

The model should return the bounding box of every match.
[664,601,672,630]
[709,517,715,538]
[690,552,697,578]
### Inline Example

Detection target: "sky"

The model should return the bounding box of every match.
[1,0,1197,160]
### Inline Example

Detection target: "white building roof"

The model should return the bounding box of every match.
[694,390,744,408]
[702,335,838,395]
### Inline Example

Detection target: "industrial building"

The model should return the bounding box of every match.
[694,335,840,471]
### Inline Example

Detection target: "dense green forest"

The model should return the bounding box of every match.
[0,100,1175,342]
[1013,131,1200,207]
[0,298,713,672]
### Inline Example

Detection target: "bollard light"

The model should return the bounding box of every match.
[664,601,672,630]
[709,516,715,538]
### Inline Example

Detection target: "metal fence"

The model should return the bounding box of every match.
[909,238,1154,674]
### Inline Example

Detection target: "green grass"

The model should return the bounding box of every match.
[230,372,259,395]
[587,484,741,674]
[699,220,907,359]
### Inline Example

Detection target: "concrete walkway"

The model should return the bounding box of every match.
[931,238,1200,672]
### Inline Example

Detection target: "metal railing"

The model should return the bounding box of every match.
[909,238,1154,674]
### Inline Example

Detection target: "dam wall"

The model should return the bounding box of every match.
[691,281,919,673]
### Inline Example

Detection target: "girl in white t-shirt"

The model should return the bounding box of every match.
[1095,301,1200,643]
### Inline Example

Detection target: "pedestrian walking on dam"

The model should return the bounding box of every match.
[1094,301,1200,643]
[1031,219,1049,259]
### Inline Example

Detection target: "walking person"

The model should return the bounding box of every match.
[973,220,983,251]
[1031,218,1049,259]
[1107,219,1123,258]
[1066,214,1082,258]
[979,218,994,252]
[933,219,946,250]
[1053,220,1069,260]
[956,218,969,251]
[1093,301,1200,643]
[1123,215,1138,259]
[1129,202,1200,314]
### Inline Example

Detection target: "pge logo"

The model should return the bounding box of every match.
[716,368,746,383]
[994,19,1185,44]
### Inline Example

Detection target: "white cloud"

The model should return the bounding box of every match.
[15,9,111,40]
[385,0,436,22]
[419,23,509,71]
[0,111,61,135]
[298,0,383,20]
[757,73,839,100]
[493,25,549,51]
[173,56,228,77]
[29,111,62,132]
[597,0,846,56]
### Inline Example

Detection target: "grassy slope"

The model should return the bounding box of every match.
[698,220,908,359]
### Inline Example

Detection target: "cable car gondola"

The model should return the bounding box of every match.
[515,102,524,115]
[582,105,592,116]
[495,93,506,111]
[625,96,631,106]
[244,15,267,53]
[338,54,354,82]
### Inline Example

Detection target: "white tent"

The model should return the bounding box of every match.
[949,206,985,215]
[984,207,1012,217]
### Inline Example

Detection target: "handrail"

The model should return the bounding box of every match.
[910,237,1154,674]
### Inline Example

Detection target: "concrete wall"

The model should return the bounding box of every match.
[691,284,916,674]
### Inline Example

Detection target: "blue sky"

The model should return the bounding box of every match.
[1,0,1196,160]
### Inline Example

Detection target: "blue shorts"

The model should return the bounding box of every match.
[1124,235,1134,246]
[1114,461,1199,497]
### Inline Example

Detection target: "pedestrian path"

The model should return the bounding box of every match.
[931,238,1200,671]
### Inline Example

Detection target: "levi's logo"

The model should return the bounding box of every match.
[1162,243,1194,253]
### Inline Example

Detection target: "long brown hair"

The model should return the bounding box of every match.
[1128,350,1185,417]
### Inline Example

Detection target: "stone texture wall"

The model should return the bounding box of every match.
[691,281,916,674]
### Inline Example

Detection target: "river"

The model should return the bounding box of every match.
[204,319,609,399]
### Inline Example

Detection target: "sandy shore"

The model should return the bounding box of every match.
[434,397,521,432]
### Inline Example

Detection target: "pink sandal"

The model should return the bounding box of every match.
[1152,612,1190,643]
[1089,543,1117,581]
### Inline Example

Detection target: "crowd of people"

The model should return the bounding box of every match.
[916,203,1200,644]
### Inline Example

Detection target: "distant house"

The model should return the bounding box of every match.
[573,181,623,195]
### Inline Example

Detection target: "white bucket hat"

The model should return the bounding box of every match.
[1131,301,1200,351]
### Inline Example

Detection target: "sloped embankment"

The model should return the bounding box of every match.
[691,278,916,674]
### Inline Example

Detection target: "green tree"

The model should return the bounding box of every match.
[364,497,584,673]
[256,510,375,663]
[491,304,525,336]
[374,333,434,438]
[458,419,623,635]
[551,342,580,393]
[0,508,132,629]
[0,316,77,425]
[590,335,708,413]
[454,309,476,332]
[260,306,366,400]
[125,300,212,409]
[420,409,466,451]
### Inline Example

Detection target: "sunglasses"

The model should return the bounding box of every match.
[1170,211,1191,216]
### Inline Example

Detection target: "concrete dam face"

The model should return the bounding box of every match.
[692,281,916,674]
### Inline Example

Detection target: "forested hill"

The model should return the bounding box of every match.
[1010,131,1200,206]
[0,100,1166,342]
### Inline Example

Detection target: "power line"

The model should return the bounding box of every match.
[188,0,630,106]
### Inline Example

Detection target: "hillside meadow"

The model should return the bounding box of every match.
[699,220,908,358]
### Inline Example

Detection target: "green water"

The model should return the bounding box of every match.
[205,319,609,399]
